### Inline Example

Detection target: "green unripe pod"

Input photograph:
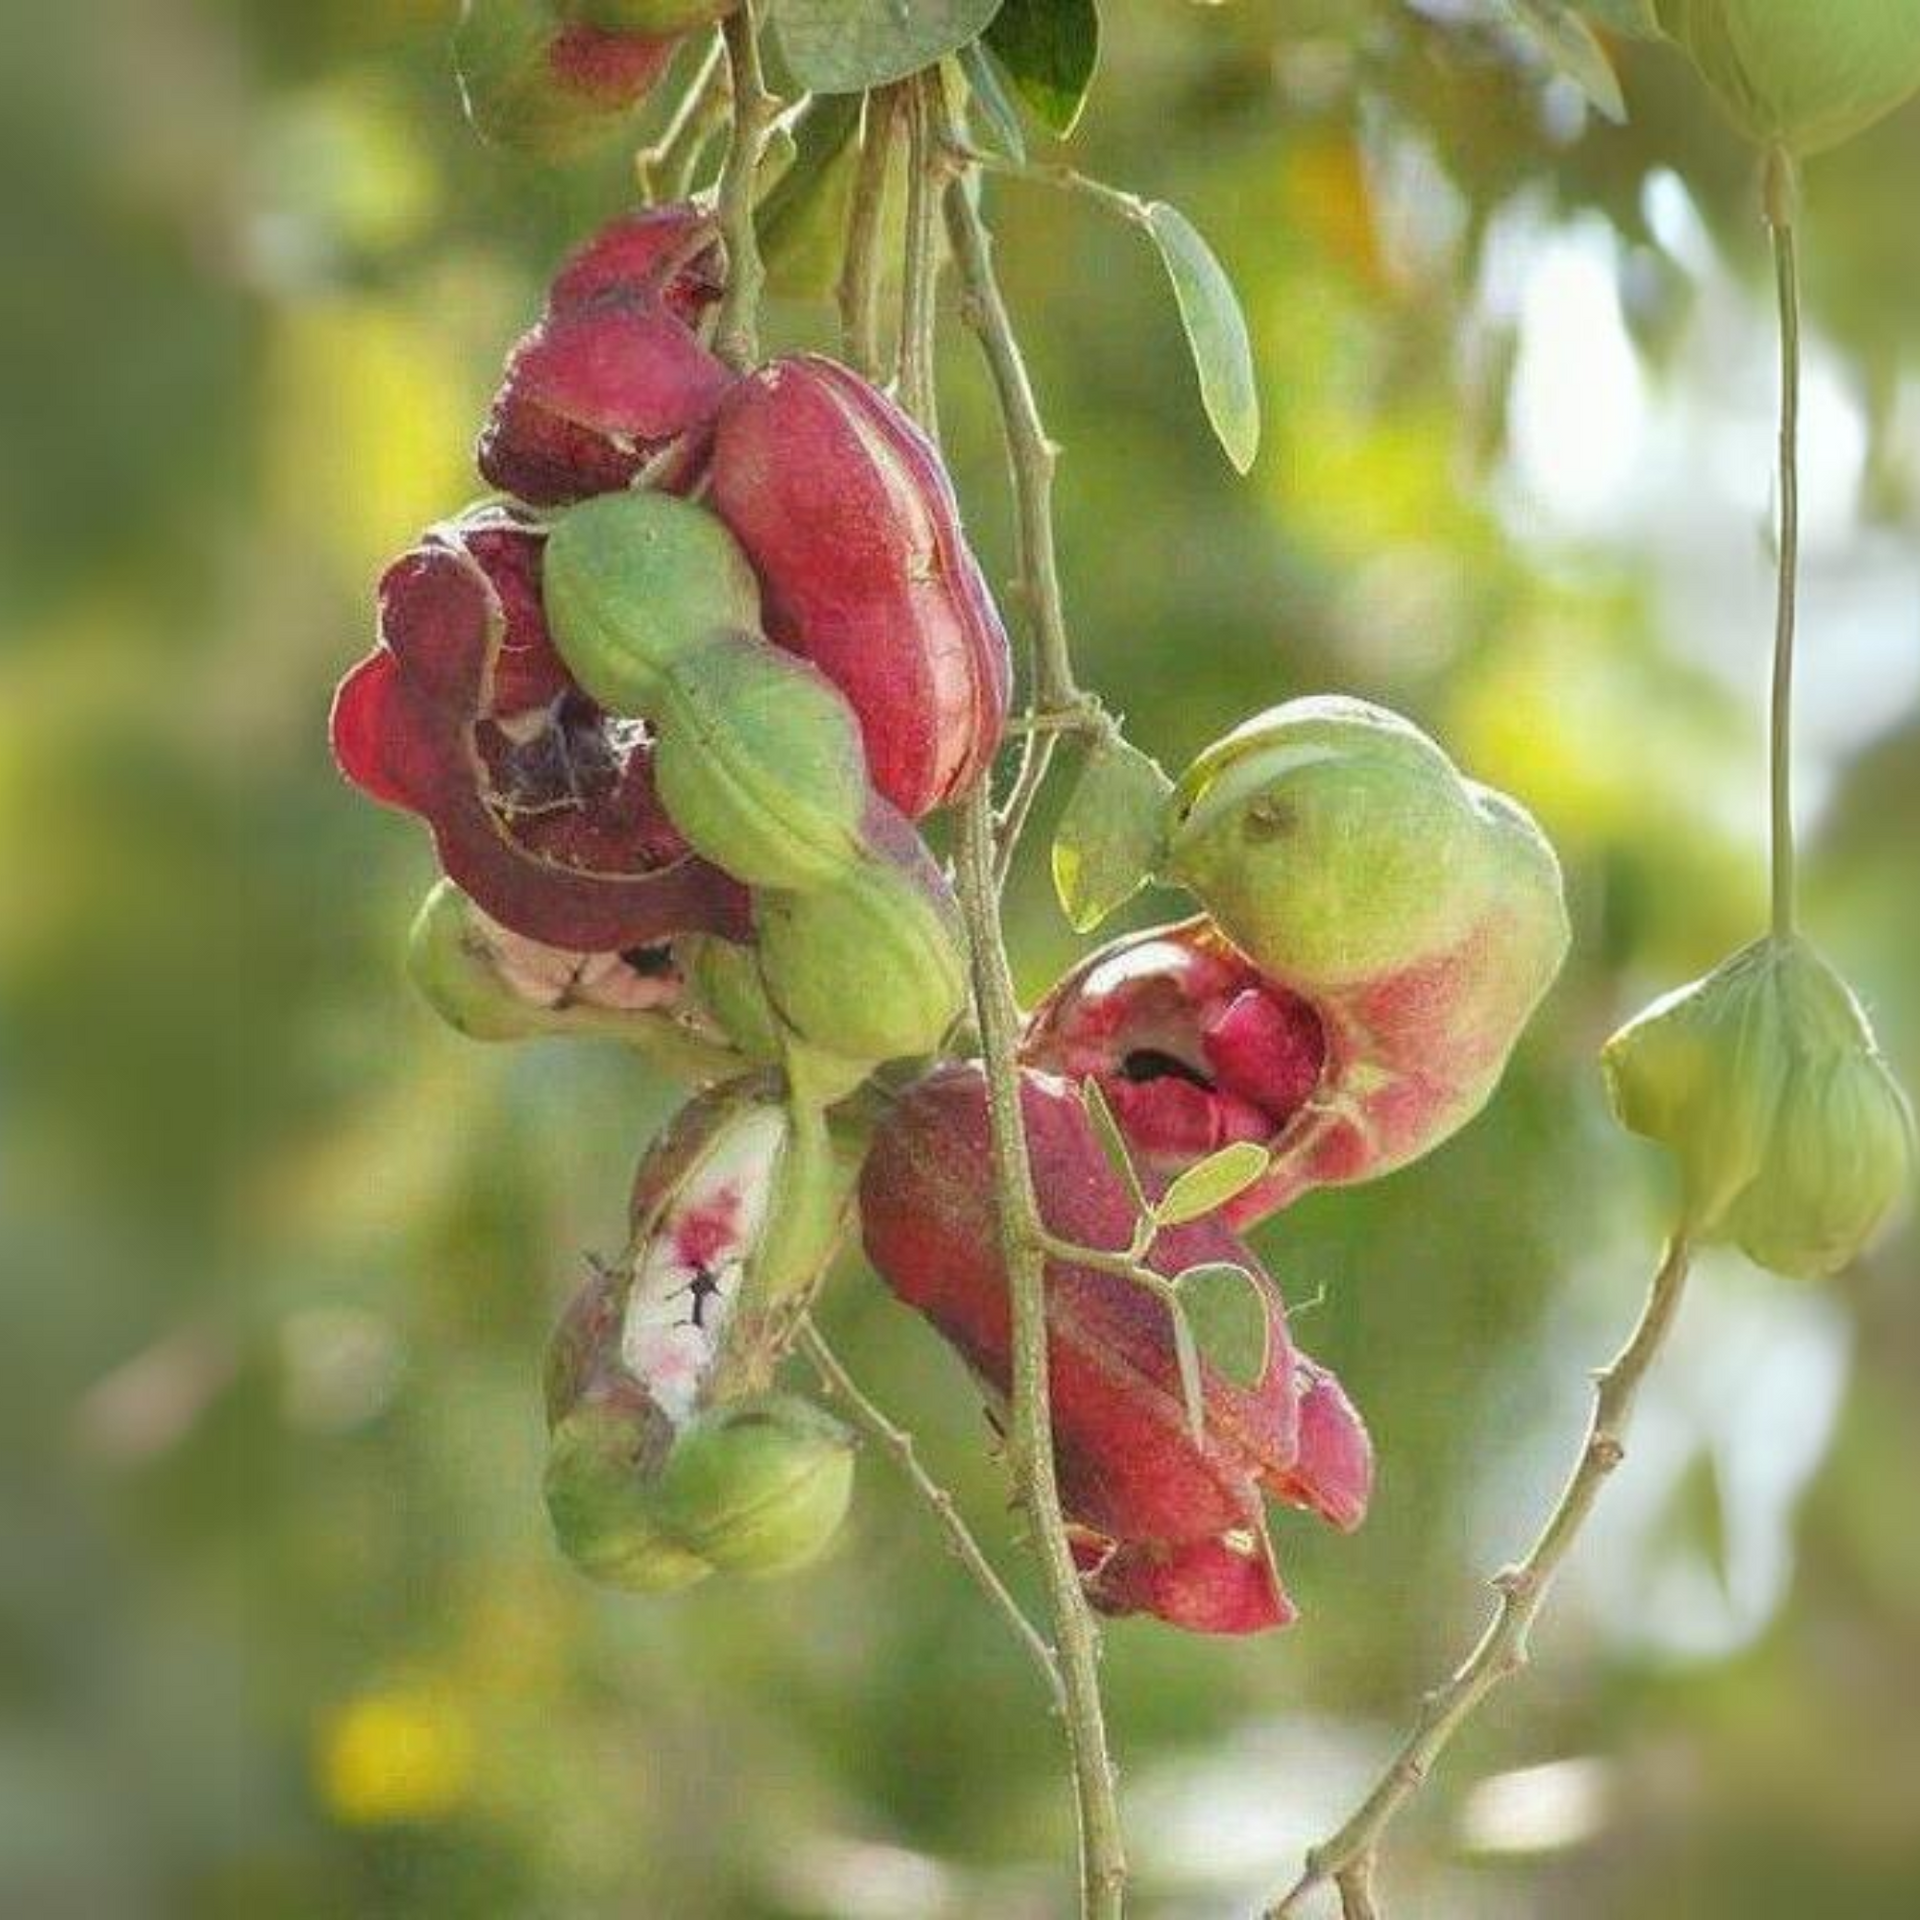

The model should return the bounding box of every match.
[1731,1048,1914,1276]
[1455,782,1578,1040]
[408,878,557,1043]
[404,878,726,1065]
[543,1390,853,1589]
[1165,697,1556,991]
[455,0,676,165]
[1655,1,1920,156]
[544,1390,709,1592]
[558,0,734,32]
[1604,936,1912,1276]
[543,491,766,717]
[681,932,787,1064]
[651,631,871,891]
[545,492,872,890]
[755,808,967,1067]
[650,1394,855,1577]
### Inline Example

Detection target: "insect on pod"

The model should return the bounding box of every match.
[543,1077,862,1591]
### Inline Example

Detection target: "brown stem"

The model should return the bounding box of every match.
[1266,1237,1693,1917]
[955,792,1129,1919]
[712,3,777,370]
[838,90,898,381]
[635,33,727,203]
[899,75,943,437]
[935,102,1080,717]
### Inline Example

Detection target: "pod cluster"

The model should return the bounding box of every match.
[329,212,1011,1592]
[331,218,1579,1633]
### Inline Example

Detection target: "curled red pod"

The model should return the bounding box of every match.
[706,354,1012,818]
[329,504,748,951]
[1077,1532,1295,1637]
[1022,917,1328,1229]
[479,204,737,507]
[859,1063,1372,1633]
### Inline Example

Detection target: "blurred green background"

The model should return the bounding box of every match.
[3,2,1917,1915]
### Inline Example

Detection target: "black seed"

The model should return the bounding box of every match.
[1118,1048,1213,1090]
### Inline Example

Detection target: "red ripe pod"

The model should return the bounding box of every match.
[1076,1532,1295,1637]
[706,355,1012,818]
[859,1063,1372,1634]
[480,205,737,507]
[330,504,748,951]
[1022,918,1328,1229]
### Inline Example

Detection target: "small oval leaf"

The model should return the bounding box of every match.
[985,0,1101,138]
[1051,734,1173,933]
[773,0,1004,93]
[1152,1141,1271,1229]
[957,43,1029,164]
[1081,1075,1149,1217]
[758,93,865,300]
[1177,1261,1271,1391]
[1144,202,1260,474]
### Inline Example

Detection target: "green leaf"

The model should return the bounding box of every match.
[1151,1141,1271,1229]
[1081,1076,1148,1217]
[1143,203,1261,474]
[1176,1261,1272,1390]
[956,44,1027,165]
[773,0,1004,93]
[1501,1,1629,121]
[1051,733,1173,933]
[984,0,1101,138]
[757,93,864,300]
[1169,1301,1206,1445]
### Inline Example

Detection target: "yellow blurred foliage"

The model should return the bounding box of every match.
[317,1683,477,1827]
[266,295,476,592]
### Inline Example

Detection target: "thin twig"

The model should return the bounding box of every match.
[906,82,1127,1914]
[957,142,1153,230]
[1006,705,1111,739]
[800,1320,1064,1704]
[838,90,898,381]
[635,33,727,203]
[1034,1229,1174,1305]
[994,700,1114,891]
[712,2,778,370]
[993,729,1059,891]
[899,75,943,437]
[955,791,1130,1920]
[936,100,1081,717]
[1764,146,1802,941]
[1266,1236,1694,1918]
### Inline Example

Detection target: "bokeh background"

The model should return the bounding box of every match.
[4,2,1918,1915]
